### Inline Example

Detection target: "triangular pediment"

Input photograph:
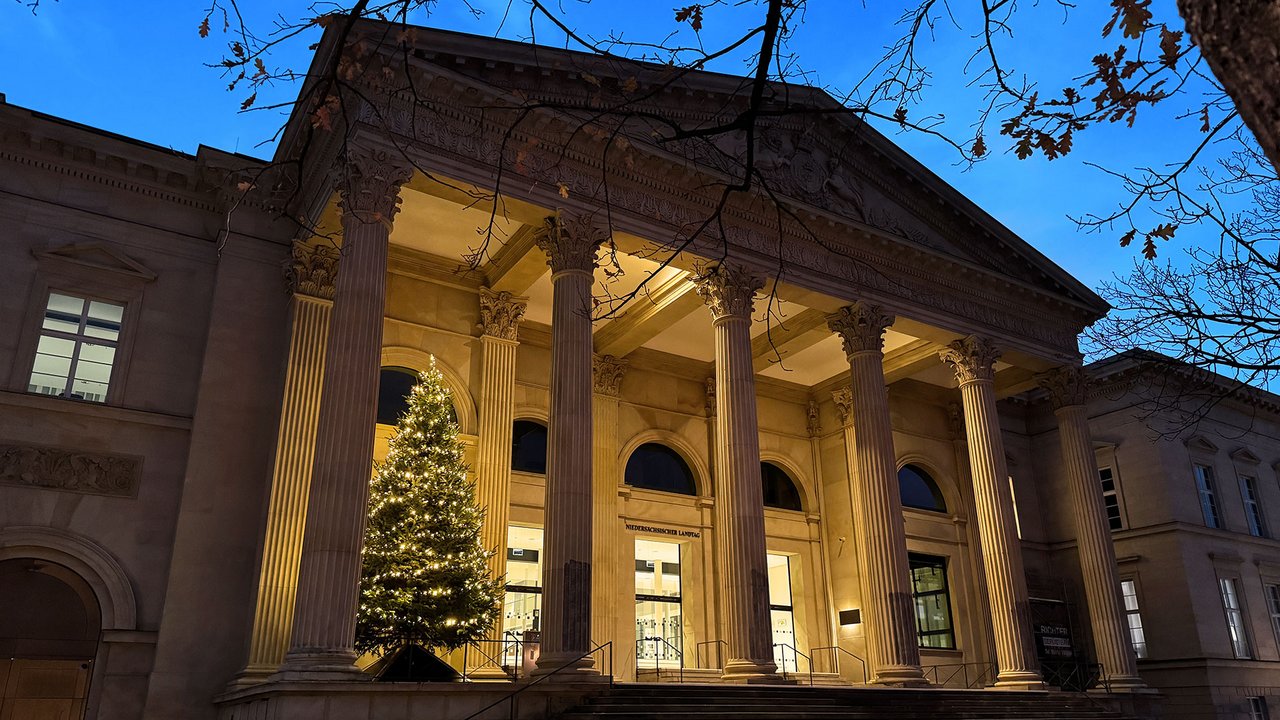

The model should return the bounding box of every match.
[35,242,157,282]
[338,21,1104,314]
[1231,447,1262,465]
[1186,435,1219,454]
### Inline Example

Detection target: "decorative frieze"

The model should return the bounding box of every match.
[283,242,339,300]
[828,302,895,355]
[940,335,1001,384]
[478,286,527,341]
[592,354,628,397]
[337,146,414,224]
[695,264,763,321]
[536,213,608,274]
[1038,366,1089,410]
[0,443,140,497]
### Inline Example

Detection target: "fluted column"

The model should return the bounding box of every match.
[940,336,1043,689]
[235,243,337,683]
[591,354,628,663]
[1040,367,1145,690]
[279,147,412,676]
[533,213,607,675]
[696,264,778,682]
[828,304,925,685]
[476,287,528,640]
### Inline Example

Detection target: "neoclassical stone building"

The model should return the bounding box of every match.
[0,21,1169,720]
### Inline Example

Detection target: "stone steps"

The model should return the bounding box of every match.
[556,683,1133,720]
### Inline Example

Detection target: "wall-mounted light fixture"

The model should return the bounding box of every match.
[838,609,862,626]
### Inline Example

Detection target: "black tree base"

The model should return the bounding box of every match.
[365,644,462,682]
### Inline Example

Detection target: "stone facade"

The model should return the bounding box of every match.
[1,20,1260,720]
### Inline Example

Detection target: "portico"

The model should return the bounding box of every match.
[230,18,1142,704]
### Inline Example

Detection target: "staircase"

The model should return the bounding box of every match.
[557,683,1137,720]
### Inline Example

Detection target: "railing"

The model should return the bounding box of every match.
[921,661,998,689]
[772,643,814,686]
[694,639,727,670]
[1041,661,1109,693]
[810,645,868,684]
[637,636,684,683]
[457,641,613,720]
[458,638,523,681]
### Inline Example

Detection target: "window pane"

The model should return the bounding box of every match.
[909,554,955,649]
[84,300,124,340]
[29,335,75,396]
[42,293,85,334]
[767,554,792,606]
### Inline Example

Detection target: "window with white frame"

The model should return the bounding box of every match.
[1120,579,1148,659]
[27,292,124,403]
[1220,577,1252,659]
[1241,475,1268,537]
[1265,584,1280,649]
[1195,465,1222,529]
[1250,697,1271,720]
[1099,467,1123,531]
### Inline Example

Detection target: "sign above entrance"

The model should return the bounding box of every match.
[625,522,701,539]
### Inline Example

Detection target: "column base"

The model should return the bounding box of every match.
[1094,675,1153,693]
[531,652,602,681]
[721,659,784,683]
[993,670,1048,691]
[226,664,276,689]
[273,650,365,682]
[872,665,930,687]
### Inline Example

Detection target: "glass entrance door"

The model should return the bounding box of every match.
[635,539,683,668]
[768,553,798,673]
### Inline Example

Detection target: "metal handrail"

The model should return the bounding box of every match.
[1041,661,1109,693]
[921,661,998,689]
[460,638,522,681]
[772,642,814,686]
[694,639,728,670]
[809,645,868,684]
[456,640,613,720]
[638,635,684,683]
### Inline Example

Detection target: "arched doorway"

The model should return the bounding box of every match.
[0,558,100,720]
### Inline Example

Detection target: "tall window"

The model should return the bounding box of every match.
[767,554,798,672]
[502,526,544,646]
[635,539,682,668]
[28,292,123,403]
[511,420,548,474]
[1099,467,1123,531]
[625,444,697,496]
[1220,577,1252,659]
[1250,697,1271,720]
[1265,584,1280,650]
[909,553,956,649]
[1241,475,1268,537]
[1195,465,1222,529]
[1120,579,1148,659]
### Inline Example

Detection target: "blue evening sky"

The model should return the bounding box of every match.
[0,0,1210,291]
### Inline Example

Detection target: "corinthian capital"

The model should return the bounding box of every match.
[535,212,607,274]
[939,335,1001,384]
[1038,366,1089,410]
[479,287,528,341]
[283,241,338,300]
[695,263,764,321]
[592,354,629,397]
[828,302,895,356]
[337,146,414,225]
[831,386,853,426]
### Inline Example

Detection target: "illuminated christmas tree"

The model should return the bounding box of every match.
[356,361,501,663]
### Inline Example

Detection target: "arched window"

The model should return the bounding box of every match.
[899,464,947,513]
[511,420,548,474]
[625,443,697,496]
[761,462,803,511]
[377,366,458,427]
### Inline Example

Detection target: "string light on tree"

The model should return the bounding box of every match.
[356,359,501,660]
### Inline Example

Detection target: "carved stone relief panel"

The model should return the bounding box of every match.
[0,443,142,497]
